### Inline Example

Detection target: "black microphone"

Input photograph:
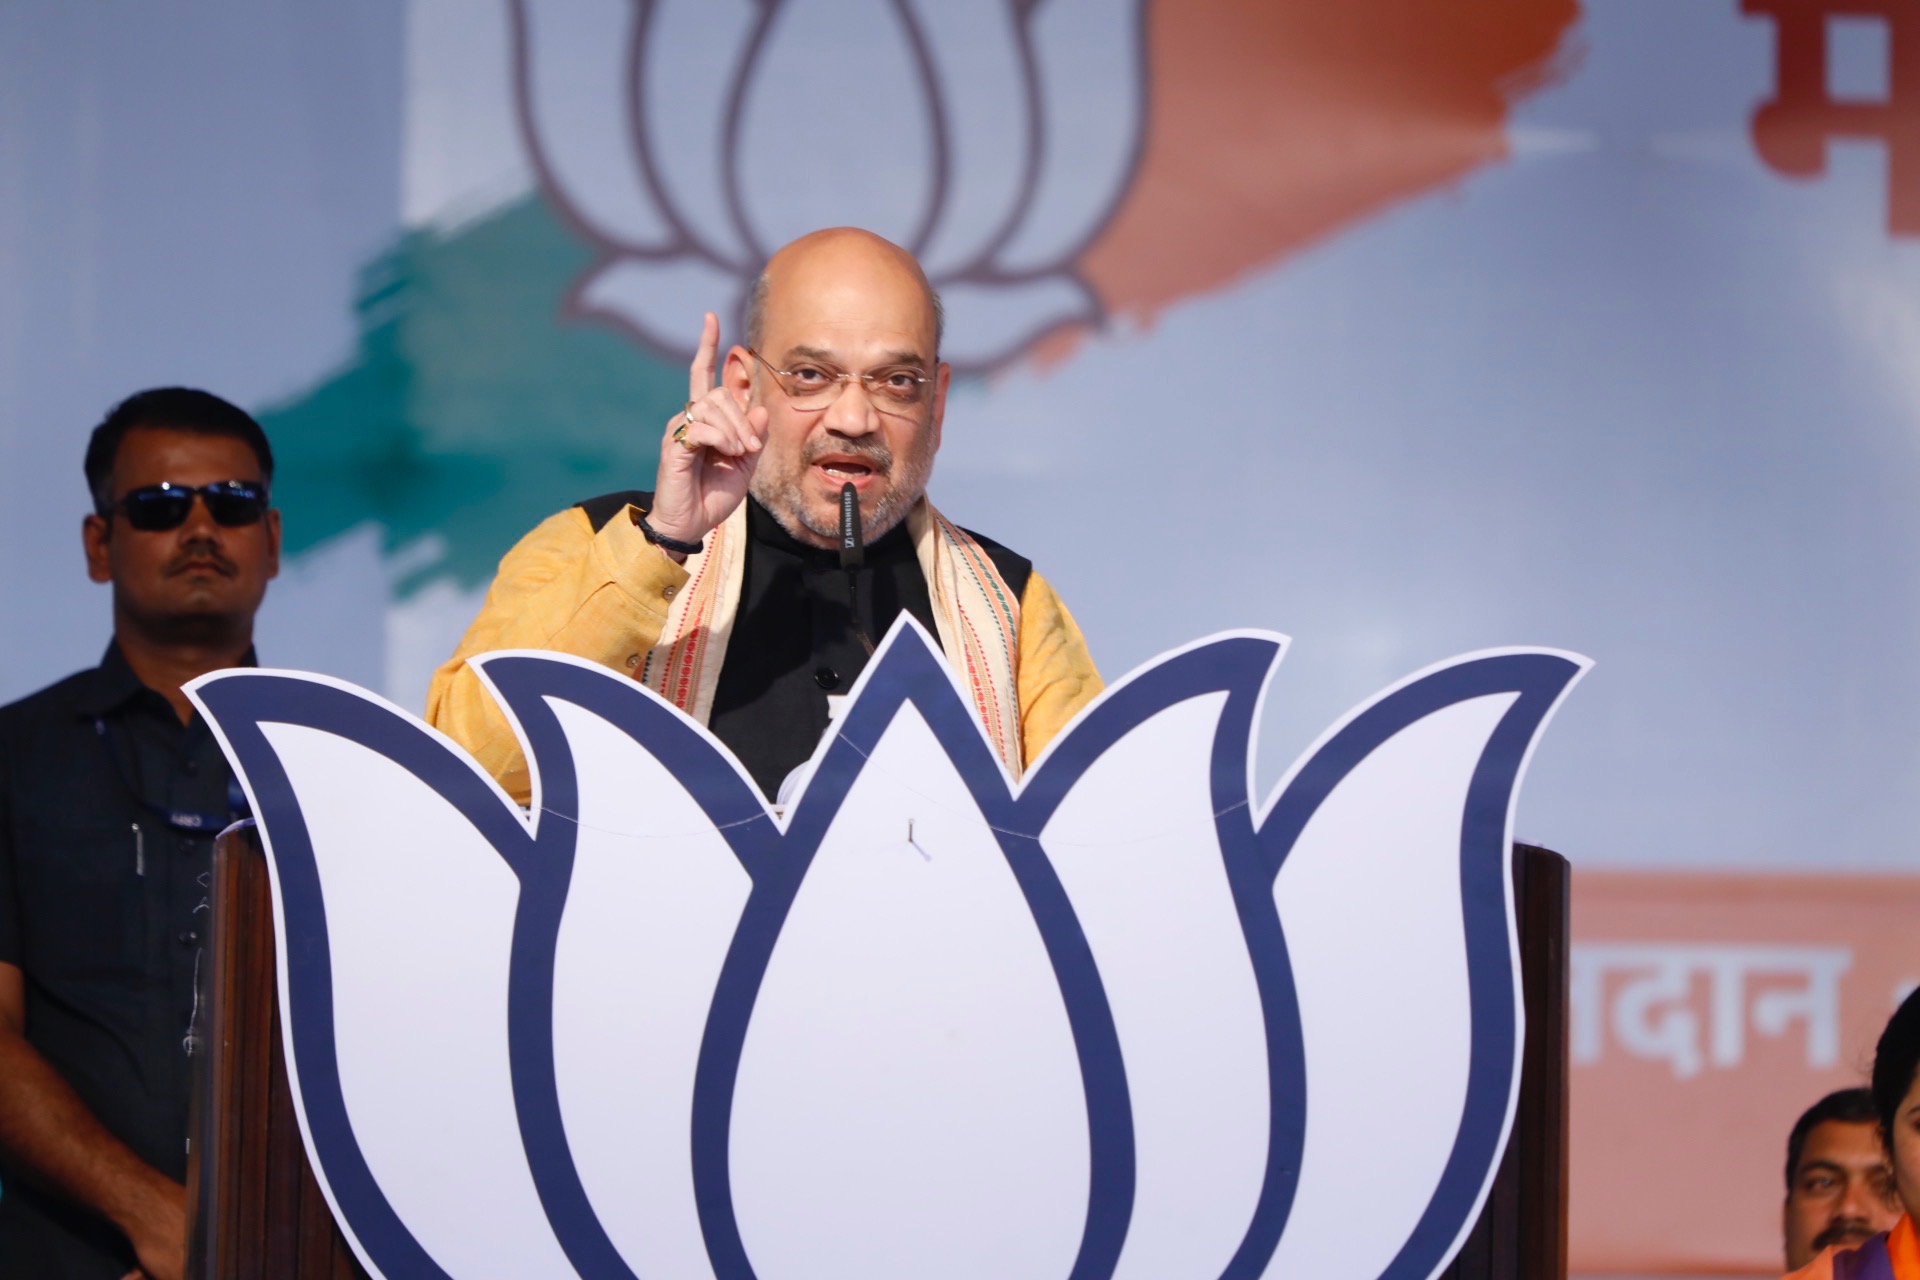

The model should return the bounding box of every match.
[838,482,864,569]
[839,483,873,654]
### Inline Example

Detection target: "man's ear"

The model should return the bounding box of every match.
[83,513,112,584]
[723,345,754,408]
[264,508,283,580]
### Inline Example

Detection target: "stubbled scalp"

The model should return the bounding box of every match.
[748,228,943,358]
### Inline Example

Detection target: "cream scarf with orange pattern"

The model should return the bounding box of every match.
[637,498,1024,772]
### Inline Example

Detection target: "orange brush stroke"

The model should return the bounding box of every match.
[1080,0,1581,321]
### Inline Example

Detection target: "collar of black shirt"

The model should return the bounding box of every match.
[72,639,260,721]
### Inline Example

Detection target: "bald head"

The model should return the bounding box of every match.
[744,228,943,357]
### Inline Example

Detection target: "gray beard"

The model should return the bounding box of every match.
[751,456,933,547]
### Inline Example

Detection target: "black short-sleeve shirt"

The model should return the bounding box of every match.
[0,642,248,1277]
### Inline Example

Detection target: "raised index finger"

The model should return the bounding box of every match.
[688,311,720,400]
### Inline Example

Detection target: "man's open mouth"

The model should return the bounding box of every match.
[815,458,879,482]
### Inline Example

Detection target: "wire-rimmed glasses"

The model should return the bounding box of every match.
[748,348,933,415]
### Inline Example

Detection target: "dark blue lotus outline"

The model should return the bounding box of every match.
[190,621,1583,1280]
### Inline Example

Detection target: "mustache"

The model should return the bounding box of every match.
[804,437,893,471]
[165,541,238,577]
[1813,1219,1879,1251]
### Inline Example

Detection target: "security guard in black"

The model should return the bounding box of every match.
[0,644,245,1275]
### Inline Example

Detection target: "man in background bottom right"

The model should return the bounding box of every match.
[1786,987,1920,1278]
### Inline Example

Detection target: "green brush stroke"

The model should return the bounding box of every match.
[260,196,681,596]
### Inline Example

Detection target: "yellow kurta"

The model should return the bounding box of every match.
[426,501,1104,804]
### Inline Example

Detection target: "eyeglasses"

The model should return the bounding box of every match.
[102,480,270,531]
[748,348,933,414]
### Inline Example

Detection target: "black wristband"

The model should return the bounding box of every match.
[637,512,704,557]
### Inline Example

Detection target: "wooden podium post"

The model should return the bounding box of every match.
[1436,842,1571,1279]
[187,823,1568,1279]
[186,821,369,1279]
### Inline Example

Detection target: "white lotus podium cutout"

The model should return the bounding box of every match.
[189,621,1586,1280]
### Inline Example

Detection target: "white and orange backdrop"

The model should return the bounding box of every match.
[4,2,1918,1274]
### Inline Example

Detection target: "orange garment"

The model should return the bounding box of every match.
[1785,1214,1920,1280]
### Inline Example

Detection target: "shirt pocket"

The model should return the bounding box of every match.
[13,814,151,982]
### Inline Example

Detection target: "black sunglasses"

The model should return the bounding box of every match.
[102,480,270,532]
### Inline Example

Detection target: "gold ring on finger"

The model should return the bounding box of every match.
[674,400,701,449]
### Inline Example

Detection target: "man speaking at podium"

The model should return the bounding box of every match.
[429,227,1102,802]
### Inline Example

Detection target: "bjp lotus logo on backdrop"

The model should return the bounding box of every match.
[258,0,1579,598]
[191,624,1585,1279]
[510,0,1579,372]
[510,0,1150,370]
